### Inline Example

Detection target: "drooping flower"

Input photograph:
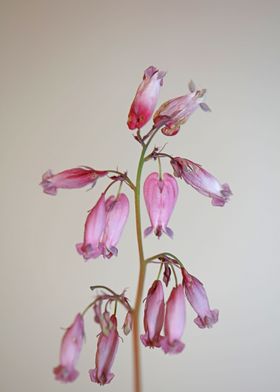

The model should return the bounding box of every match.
[89,315,119,385]
[99,193,130,258]
[76,194,106,260]
[53,314,84,383]
[182,269,219,328]
[40,167,107,195]
[153,80,210,136]
[140,280,165,348]
[160,285,186,354]
[143,172,178,238]
[127,66,166,130]
[171,157,232,206]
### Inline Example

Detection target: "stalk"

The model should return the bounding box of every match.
[132,129,158,392]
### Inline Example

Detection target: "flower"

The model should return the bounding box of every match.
[40,167,107,195]
[127,66,166,130]
[76,194,106,260]
[153,80,210,136]
[99,193,130,258]
[76,192,129,260]
[160,285,186,354]
[143,172,178,238]
[53,314,84,383]
[171,157,232,206]
[89,315,119,385]
[140,280,165,348]
[182,269,219,328]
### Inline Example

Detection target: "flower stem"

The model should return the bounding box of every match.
[145,252,184,268]
[132,128,159,392]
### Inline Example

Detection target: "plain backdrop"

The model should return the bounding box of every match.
[1,1,279,391]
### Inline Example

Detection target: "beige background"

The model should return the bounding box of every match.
[1,0,279,391]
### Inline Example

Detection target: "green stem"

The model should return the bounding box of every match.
[132,128,159,392]
[156,263,164,281]
[170,264,178,286]
[158,157,162,180]
[145,252,184,269]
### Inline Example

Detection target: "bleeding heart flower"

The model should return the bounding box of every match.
[89,315,119,385]
[171,157,232,206]
[140,280,165,348]
[144,172,178,238]
[40,167,107,195]
[76,194,106,260]
[53,314,84,383]
[160,285,186,354]
[153,80,210,136]
[182,269,219,328]
[99,193,130,258]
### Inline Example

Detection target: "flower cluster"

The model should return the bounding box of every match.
[53,289,132,386]
[41,65,232,389]
[141,256,218,354]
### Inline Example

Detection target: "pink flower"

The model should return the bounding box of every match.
[99,193,130,258]
[127,66,166,130]
[89,315,119,385]
[53,314,84,383]
[160,285,186,354]
[143,172,178,238]
[40,167,107,195]
[182,269,219,328]
[76,194,106,260]
[153,80,210,136]
[171,157,232,206]
[140,280,165,348]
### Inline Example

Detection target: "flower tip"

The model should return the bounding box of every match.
[144,226,153,237]
[89,368,115,385]
[194,309,219,328]
[53,365,79,383]
[160,337,185,354]
[40,170,57,195]
[164,227,174,239]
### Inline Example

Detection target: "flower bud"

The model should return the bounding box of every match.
[127,66,166,130]
[122,311,133,336]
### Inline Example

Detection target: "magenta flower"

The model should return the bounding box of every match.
[140,280,165,348]
[153,80,210,136]
[40,167,107,195]
[99,193,130,258]
[182,269,219,328]
[127,66,166,130]
[76,194,106,260]
[89,315,119,385]
[143,172,178,238]
[53,314,84,383]
[160,285,186,354]
[171,157,232,206]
